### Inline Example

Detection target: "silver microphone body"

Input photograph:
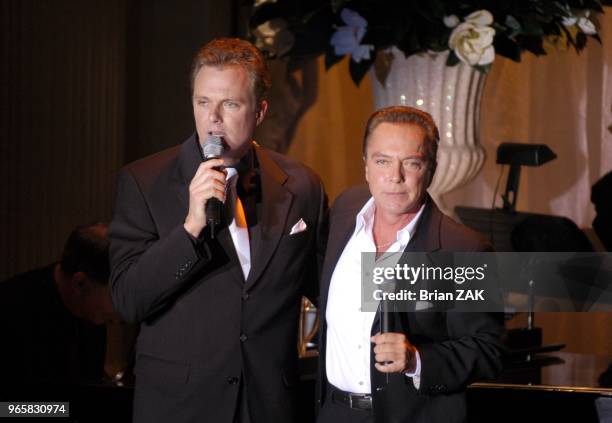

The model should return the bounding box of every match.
[202,135,225,237]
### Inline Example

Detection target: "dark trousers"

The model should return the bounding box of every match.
[316,386,374,423]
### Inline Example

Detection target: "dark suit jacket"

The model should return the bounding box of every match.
[109,135,327,423]
[0,264,106,393]
[316,186,504,423]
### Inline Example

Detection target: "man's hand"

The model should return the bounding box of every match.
[184,158,226,237]
[371,332,417,374]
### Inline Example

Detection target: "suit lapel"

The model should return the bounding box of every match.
[173,134,202,211]
[319,210,358,313]
[319,188,371,316]
[244,144,293,289]
[371,197,443,328]
[402,197,442,254]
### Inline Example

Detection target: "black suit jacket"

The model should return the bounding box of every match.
[109,135,327,423]
[316,186,504,423]
[0,264,106,392]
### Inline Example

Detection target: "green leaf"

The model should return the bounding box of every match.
[373,50,394,85]
[446,51,460,66]
[559,25,577,49]
[583,0,605,13]
[592,33,602,44]
[494,37,522,62]
[349,57,374,86]
[331,0,350,14]
[505,15,522,31]
[522,38,547,56]
[575,32,587,50]
[325,48,345,70]
[522,16,545,36]
[474,64,491,74]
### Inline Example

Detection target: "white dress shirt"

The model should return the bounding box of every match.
[225,167,251,280]
[325,197,424,394]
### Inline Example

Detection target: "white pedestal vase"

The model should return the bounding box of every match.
[371,48,487,215]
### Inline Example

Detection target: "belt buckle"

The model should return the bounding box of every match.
[348,393,371,409]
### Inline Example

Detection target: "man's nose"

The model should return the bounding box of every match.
[208,105,222,123]
[388,161,404,182]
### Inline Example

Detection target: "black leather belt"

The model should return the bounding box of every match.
[331,386,373,410]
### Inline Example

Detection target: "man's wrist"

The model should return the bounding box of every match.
[184,221,204,238]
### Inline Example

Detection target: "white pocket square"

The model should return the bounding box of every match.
[289,218,308,235]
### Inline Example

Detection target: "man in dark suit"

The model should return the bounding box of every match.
[109,38,327,423]
[0,223,113,391]
[316,106,504,423]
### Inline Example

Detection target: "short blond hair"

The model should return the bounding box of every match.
[190,38,271,103]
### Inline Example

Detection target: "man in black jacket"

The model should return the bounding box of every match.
[316,106,504,423]
[109,38,327,423]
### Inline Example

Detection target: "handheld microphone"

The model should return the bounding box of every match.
[381,295,391,334]
[379,279,396,370]
[379,278,396,334]
[202,135,224,238]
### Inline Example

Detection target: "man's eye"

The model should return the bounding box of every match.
[405,160,423,170]
[198,100,208,106]
[225,101,239,109]
[375,159,388,165]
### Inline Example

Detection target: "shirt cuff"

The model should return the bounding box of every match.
[404,349,421,390]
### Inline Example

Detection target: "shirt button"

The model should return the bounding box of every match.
[359,381,364,385]
[358,345,362,349]
[227,377,239,385]
[242,293,250,301]
[240,334,248,342]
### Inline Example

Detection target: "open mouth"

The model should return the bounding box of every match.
[208,130,226,137]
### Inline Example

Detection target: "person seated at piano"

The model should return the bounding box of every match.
[0,223,120,391]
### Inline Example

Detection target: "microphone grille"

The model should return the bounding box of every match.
[203,135,224,158]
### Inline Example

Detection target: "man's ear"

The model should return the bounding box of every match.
[255,100,268,126]
[364,156,369,183]
[70,271,88,292]
[54,263,66,286]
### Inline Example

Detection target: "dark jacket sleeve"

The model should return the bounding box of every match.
[417,228,504,394]
[108,168,212,323]
[417,311,505,394]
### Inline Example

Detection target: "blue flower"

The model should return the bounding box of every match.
[330,8,374,63]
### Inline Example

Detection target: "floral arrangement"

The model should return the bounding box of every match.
[250,0,606,84]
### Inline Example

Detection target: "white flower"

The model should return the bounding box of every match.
[562,16,577,26]
[577,16,597,35]
[562,10,597,35]
[330,8,374,63]
[464,9,494,27]
[253,18,295,57]
[449,22,496,66]
[443,15,460,28]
